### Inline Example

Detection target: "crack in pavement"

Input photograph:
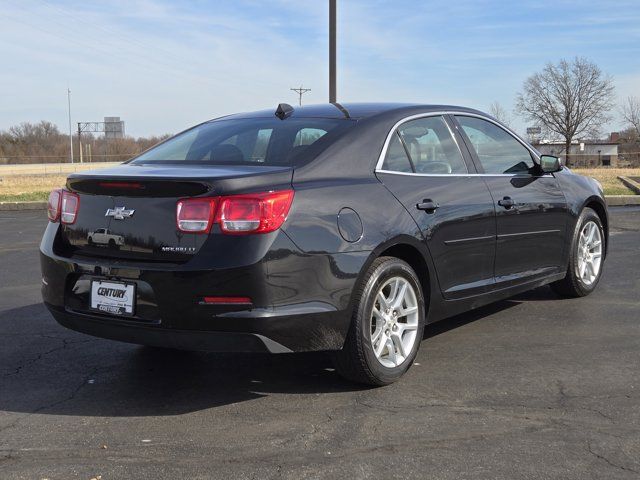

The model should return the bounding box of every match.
[586,441,640,475]
[0,366,103,435]
[0,337,98,378]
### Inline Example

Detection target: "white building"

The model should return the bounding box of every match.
[534,136,619,167]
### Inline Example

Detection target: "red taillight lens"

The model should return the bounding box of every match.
[175,190,294,235]
[47,189,62,222]
[176,197,217,233]
[60,191,79,224]
[215,190,294,234]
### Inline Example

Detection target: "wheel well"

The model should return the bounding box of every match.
[585,200,608,251]
[379,243,430,303]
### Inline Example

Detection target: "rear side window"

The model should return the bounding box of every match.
[131,118,354,166]
[456,116,534,174]
[381,133,413,173]
[381,115,467,174]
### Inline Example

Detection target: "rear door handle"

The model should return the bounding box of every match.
[498,196,515,209]
[416,199,439,213]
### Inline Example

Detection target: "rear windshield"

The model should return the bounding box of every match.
[130,117,355,166]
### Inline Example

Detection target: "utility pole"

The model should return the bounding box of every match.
[290,86,311,106]
[67,88,74,163]
[329,0,337,103]
[77,123,83,164]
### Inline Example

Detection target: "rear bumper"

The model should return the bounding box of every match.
[46,303,293,353]
[40,223,368,352]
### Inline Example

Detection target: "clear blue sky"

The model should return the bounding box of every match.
[1,0,639,137]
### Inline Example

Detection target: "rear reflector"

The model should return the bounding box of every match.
[60,190,80,224]
[47,189,61,222]
[215,190,294,234]
[202,296,252,305]
[176,197,217,233]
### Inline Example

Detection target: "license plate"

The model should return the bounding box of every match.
[91,280,135,316]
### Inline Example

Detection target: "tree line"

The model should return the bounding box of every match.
[0,121,170,164]
[490,57,639,166]
[2,57,638,167]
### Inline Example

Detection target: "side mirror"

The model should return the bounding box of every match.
[539,155,561,173]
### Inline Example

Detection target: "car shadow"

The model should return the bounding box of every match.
[0,287,559,418]
[423,285,560,340]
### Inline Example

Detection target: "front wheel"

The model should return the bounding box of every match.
[551,207,605,297]
[332,256,426,386]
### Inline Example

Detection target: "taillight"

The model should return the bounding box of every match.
[176,190,294,235]
[176,197,217,233]
[60,191,79,224]
[47,189,61,222]
[215,190,294,234]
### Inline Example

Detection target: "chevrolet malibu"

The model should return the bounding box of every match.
[40,103,608,385]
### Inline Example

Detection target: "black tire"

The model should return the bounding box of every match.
[332,256,426,386]
[551,207,605,298]
[87,237,93,245]
[108,239,116,249]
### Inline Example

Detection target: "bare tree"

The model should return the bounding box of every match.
[0,121,171,164]
[516,57,615,166]
[621,96,640,137]
[489,101,512,127]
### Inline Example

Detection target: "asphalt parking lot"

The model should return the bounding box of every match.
[1,208,639,479]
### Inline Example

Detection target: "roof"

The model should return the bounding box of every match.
[214,102,486,121]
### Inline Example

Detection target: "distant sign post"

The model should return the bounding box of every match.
[77,118,125,163]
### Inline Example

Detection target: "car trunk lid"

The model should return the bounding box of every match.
[59,163,293,262]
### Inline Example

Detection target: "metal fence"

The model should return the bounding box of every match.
[554,152,640,168]
[0,161,122,176]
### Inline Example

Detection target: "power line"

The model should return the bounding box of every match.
[290,86,311,106]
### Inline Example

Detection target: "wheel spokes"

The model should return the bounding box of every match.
[392,282,408,310]
[370,275,420,368]
[391,332,407,359]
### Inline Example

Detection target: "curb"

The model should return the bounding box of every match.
[605,195,640,207]
[0,201,48,211]
[618,176,640,195]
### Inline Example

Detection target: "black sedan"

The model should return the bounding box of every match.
[40,103,608,385]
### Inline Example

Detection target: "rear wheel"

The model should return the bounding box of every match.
[551,207,605,297]
[332,256,426,386]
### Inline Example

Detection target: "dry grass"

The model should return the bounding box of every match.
[571,167,640,195]
[1,168,638,202]
[0,174,67,201]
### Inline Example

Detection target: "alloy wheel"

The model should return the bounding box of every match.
[576,220,603,286]
[370,276,419,368]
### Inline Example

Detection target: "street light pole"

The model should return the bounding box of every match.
[329,0,336,103]
[67,88,74,163]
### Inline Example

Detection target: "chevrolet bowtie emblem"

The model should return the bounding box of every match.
[105,207,135,220]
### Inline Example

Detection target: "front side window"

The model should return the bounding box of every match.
[131,118,354,166]
[456,116,534,174]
